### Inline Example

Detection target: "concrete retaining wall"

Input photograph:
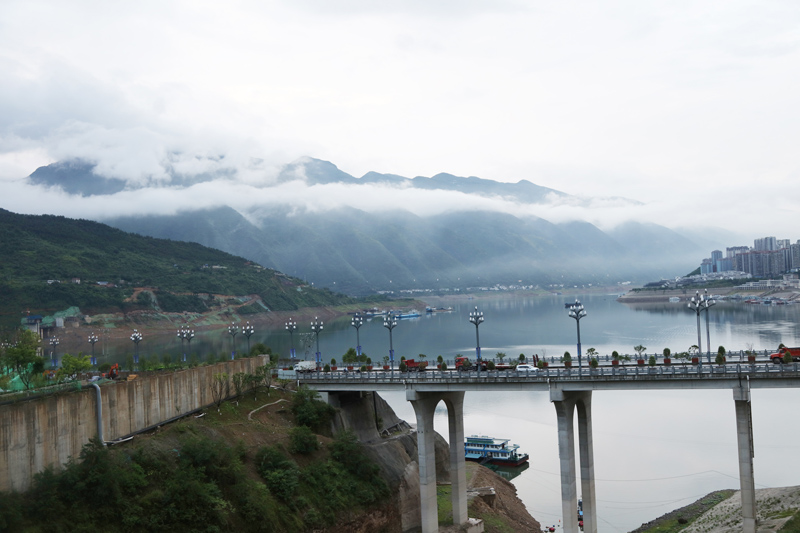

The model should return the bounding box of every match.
[0,356,268,493]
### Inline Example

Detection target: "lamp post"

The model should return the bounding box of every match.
[228,322,239,360]
[351,314,363,357]
[87,332,98,365]
[702,289,716,363]
[567,300,587,371]
[286,319,297,362]
[177,328,194,362]
[310,318,323,370]
[130,330,142,365]
[688,291,704,359]
[383,313,398,371]
[242,321,255,355]
[469,306,484,369]
[50,337,59,368]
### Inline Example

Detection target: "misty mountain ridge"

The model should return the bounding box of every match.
[25,157,709,295]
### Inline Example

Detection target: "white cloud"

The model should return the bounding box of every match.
[0,0,798,243]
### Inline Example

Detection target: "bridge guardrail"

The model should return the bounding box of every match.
[297,362,800,384]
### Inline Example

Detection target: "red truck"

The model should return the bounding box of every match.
[770,346,800,364]
[454,356,487,371]
[402,359,428,371]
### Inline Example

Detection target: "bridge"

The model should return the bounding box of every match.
[301,363,800,533]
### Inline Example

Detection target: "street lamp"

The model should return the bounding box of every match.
[469,306,484,368]
[87,332,98,365]
[177,328,194,362]
[688,291,704,360]
[228,322,239,360]
[310,318,323,369]
[702,289,716,363]
[383,313,398,370]
[351,314,363,357]
[242,321,255,355]
[130,330,142,365]
[567,300,587,371]
[286,319,297,362]
[50,337,60,368]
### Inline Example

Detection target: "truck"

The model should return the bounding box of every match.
[454,356,488,371]
[401,359,428,371]
[293,361,317,373]
[770,346,800,364]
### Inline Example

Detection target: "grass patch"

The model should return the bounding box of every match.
[437,485,453,526]
[780,510,800,532]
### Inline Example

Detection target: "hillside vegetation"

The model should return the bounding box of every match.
[0,208,353,329]
[0,385,390,532]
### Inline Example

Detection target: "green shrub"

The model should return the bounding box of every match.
[289,426,319,455]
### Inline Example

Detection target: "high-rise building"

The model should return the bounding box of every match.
[727,246,749,258]
[711,250,723,262]
[754,236,777,251]
[777,239,790,249]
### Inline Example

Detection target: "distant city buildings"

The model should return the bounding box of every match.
[698,236,800,278]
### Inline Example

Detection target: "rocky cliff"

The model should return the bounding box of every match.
[327,391,539,532]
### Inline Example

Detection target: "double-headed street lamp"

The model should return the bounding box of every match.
[351,314,364,357]
[87,332,99,365]
[310,318,323,369]
[228,322,239,360]
[242,322,255,355]
[50,337,59,368]
[286,319,297,361]
[130,330,142,365]
[688,290,716,363]
[567,300,587,371]
[383,313,398,370]
[469,306,484,367]
[177,328,195,362]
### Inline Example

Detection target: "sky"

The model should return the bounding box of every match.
[1,0,799,241]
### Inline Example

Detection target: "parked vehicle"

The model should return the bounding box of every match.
[770,346,800,364]
[454,356,487,371]
[403,359,428,371]
[293,360,317,373]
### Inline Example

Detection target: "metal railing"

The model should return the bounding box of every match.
[296,361,800,385]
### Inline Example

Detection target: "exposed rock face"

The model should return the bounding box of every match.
[328,391,454,531]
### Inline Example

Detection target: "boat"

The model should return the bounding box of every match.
[394,310,421,319]
[669,297,680,303]
[464,435,529,466]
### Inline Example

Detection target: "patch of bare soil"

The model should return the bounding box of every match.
[440,462,541,533]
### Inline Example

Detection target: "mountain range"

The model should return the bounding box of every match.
[26,157,722,295]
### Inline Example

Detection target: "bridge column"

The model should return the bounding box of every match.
[734,385,757,533]
[408,390,440,533]
[443,392,468,525]
[576,392,597,533]
[407,390,469,532]
[552,389,596,533]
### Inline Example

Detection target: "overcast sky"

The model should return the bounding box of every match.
[1,0,799,241]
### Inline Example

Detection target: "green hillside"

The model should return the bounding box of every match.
[0,209,352,329]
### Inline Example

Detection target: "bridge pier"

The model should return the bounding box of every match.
[407,390,468,533]
[734,384,757,533]
[551,389,596,533]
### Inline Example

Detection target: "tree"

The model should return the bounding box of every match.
[585,348,597,359]
[495,352,506,362]
[232,372,247,398]
[56,353,91,381]
[6,329,44,389]
[342,347,358,364]
[210,373,229,408]
[634,345,647,359]
[518,353,526,363]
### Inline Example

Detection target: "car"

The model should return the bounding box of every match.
[515,364,538,372]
